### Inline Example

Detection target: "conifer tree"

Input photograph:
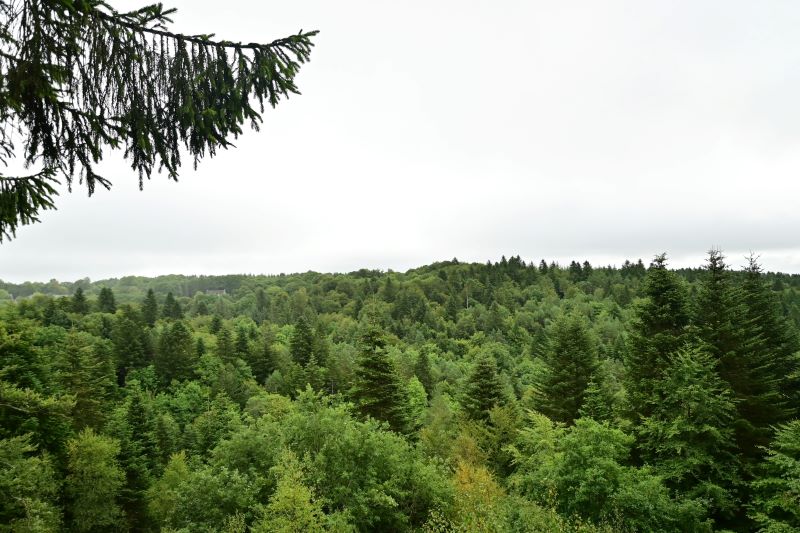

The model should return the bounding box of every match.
[350,327,410,433]
[741,255,799,421]
[462,352,505,422]
[695,250,783,461]
[98,287,116,314]
[537,313,598,425]
[234,325,251,361]
[625,253,691,421]
[414,348,435,398]
[638,345,740,521]
[162,292,183,320]
[155,320,195,384]
[290,317,315,366]
[66,429,125,532]
[141,289,158,327]
[72,287,89,314]
[215,327,236,364]
[0,1,318,241]
[749,420,800,531]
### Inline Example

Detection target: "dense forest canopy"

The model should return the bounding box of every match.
[1,252,799,531]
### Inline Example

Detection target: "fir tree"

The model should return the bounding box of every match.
[741,255,799,422]
[625,253,691,421]
[72,287,89,314]
[350,327,410,433]
[696,250,783,462]
[162,292,183,320]
[638,345,740,522]
[155,320,195,384]
[537,313,598,425]
[215,327,236,364]
[141,289,158,327]
[462,352,505,422]
[98,287,116,313]
[290,317,315,366]
[414,348,435,398]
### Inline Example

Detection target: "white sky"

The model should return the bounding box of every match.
[3,1,800,282]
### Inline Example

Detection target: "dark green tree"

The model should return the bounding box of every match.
[625,253,691,421]
[695,250,783,462]
[350,327,410,433]
[749,420,800,531]
[461,352,505,422]
[215,327,236,364]
[141,289,158,327]
[72,287,89,314]
[155,320,195,384]
[414,348,434,398]
[741,255,799,422]
[290,317,315,366]
[537,313,598,425]
[98,287,116,313]
[0,1,317,241]
[638,345,740,522]
[162,292,183,320]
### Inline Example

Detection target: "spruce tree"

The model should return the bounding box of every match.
[141,289,158,327]
[625,253,691,421]
[98,287,116,313]
[72,287,89,314]
[350,327,410,433]
[537,313,598,425]
[0,2,317,241]
[462,352,505,422]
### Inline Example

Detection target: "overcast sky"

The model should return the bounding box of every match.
[2,1,800,283]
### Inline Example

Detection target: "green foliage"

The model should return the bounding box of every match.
[638,345,740,520]
[0,1,317,240]
[625,253,691,421]
[537,313,598,424]
[0,434,61,531]
[66,428,124,532]
[351,327,411,433]
[98,287,117,314]
[461,351,505,421]
[750,421,800,531]
[142,289,158,327]
[0,255,798,530]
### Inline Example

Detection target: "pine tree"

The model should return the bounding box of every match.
[234,325,251,361]
[537,313,598,425]
[98,287,116,313]
[141,289,158,327]
[749,420,800,531]
[72,287,89,314]
[0,2,317,241]
[462,352,505,422]
[350,327,410,433]
[290,317,315,366]
[625,253,691,421]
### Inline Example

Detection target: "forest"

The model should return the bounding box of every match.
[1,252,799,532]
